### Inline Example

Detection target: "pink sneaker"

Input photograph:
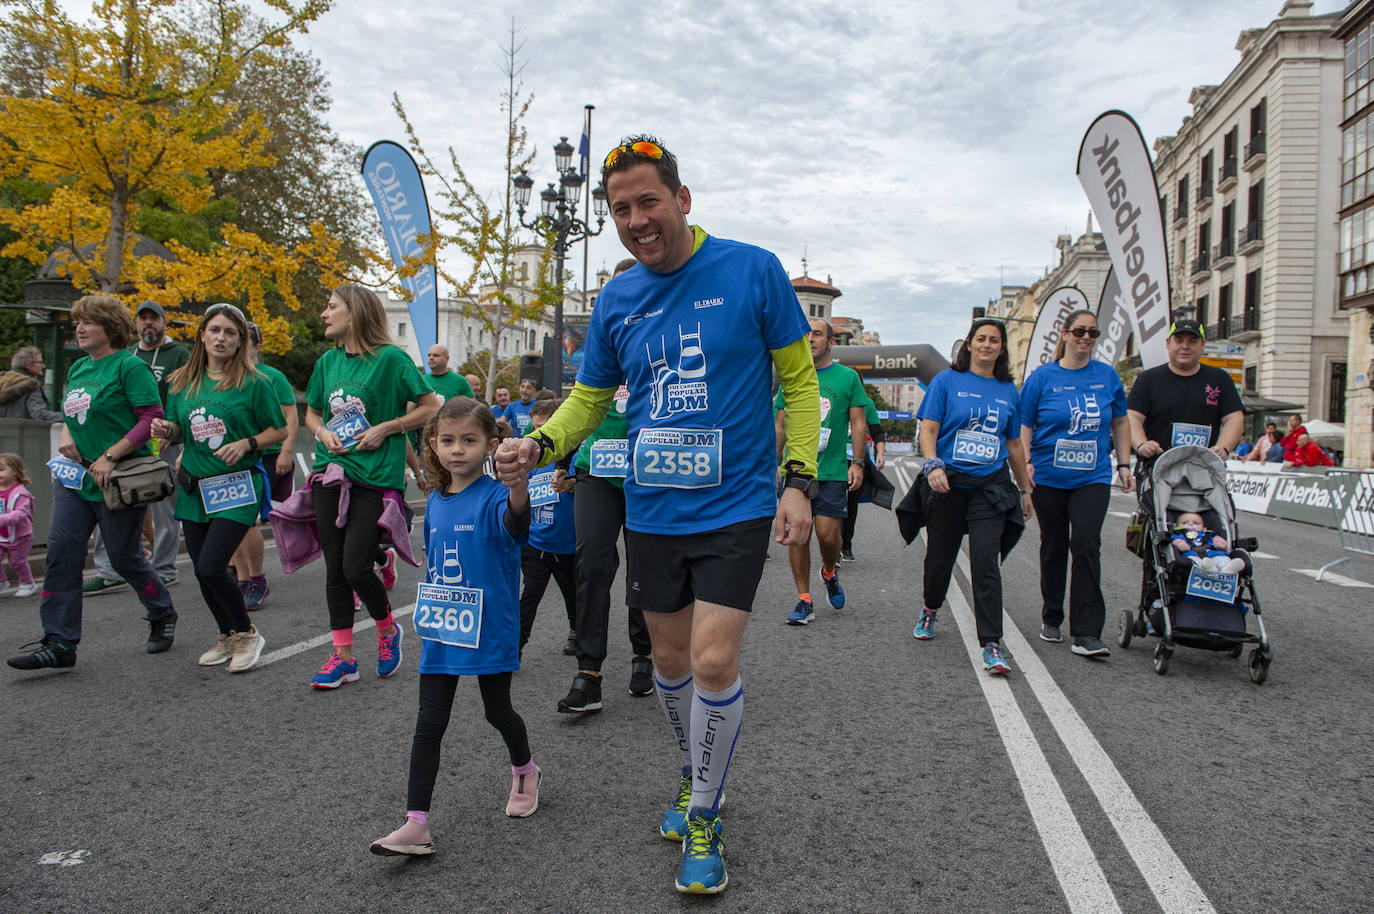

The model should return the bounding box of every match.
[506,765,542,818]
[370,819,434,856]
[379,547,398,590]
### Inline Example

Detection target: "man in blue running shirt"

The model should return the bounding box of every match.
[495,136,820,895]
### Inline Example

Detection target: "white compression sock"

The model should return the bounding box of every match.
[655,669,693,769]
[688,677,743,814]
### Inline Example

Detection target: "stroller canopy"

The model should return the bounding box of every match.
[1149,445,1235,541]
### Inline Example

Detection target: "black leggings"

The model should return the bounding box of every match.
[406,672,530,812]
[922,485,1007,645]
[182,518,253,634]
[1031,483,1111,637]
[312,481,390,631]
[518,545,576,653]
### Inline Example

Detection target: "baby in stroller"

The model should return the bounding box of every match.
[1170,511,1245,573]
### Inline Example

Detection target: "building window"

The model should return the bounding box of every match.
[397,321,407,338]
[1243,267,1261,319]
[1199,151,1214,199]
[1244,179,1265,243]
[1341,110,1374,207]
[1244,365,1257,393]
[1176,175,1189,221]
[518,263,529,281]
[1329,361,1347,423]
[1221,127,1238,181]
[1196,294,1210,327]
[1247,98,1267,158]
[1340,209,1374,296]
[1344,23,1374,119]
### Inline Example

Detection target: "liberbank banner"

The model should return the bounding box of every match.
[1092,268,1132,368]
[1023,286,1089,379]
[1077,111,1170,370]
[1225,462,1374,530]
[362,141,439,364]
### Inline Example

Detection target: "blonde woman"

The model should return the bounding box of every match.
[304,285,437,688]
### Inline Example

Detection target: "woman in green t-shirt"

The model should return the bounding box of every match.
[303,285,437,689]
[151,303,286,674]
[7,294,177,672]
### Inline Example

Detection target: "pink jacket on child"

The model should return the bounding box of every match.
[0,482,34,543]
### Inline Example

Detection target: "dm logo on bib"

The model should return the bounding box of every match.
[648,323,709,420]
[63,387,92,425]
[1067,393,1101,435]
[188,407,227,450]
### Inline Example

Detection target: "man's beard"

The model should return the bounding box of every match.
[141,328,161,346]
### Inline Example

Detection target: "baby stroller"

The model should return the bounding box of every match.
[1118,445,1273,683]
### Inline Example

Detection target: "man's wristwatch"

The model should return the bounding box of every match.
[781,460,819,499]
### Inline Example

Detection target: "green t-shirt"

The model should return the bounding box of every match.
[307,345,431,490]
[130,339,190,405]
[256,364,296,456]
[573,384,630,487]
[166,371,286,524]
[774,361,866,482]
[427,370,474,404]
[60,350,161,502]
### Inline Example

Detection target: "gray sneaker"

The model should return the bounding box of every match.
[1040,624,1062,643]
[1071,636,1111,658]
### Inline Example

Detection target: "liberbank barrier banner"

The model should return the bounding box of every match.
[1077,111,1170,370]
[1224,462,1374,531]
[362,141,439,364]
[1023,285,1090,379]
[1092,268,1132,368]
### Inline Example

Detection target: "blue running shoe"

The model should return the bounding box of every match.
[311,651,359,689]
[660,768,725,841]
[786,599,815,626]
[983,642,1012,675]
[822,569,845,609]
[676,809,727,894]
[913,609,937,640]
[377,623,404,678]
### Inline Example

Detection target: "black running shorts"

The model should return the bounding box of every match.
[624,516,772,613]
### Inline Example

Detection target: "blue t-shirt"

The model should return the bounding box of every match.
[577,233,810,535]
[1019,360,1127,488]
[526,466,576,554]
[503,399,535,437]
[917,369,1021,479]
[417,476,528,675]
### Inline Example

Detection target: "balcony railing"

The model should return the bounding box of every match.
[1196,181,1214,206]
[1242,309,1259,332]
[1239,220,1264,251]
[1212,236,1235,265]
[1173,204,1189,226]
[1207,316,1230,340]
[1244,133,1267,167]
[1219,158,1239,188]
[1191,252,1211,277]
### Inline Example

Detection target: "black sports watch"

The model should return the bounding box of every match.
[781,460,819,499]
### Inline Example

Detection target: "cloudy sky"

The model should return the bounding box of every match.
[290,0,1330,354]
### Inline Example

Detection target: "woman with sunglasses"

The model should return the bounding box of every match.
[304,285,437,689]
[151,303,287,673]
[912,317,1032,675]
[1018,308,1132,658]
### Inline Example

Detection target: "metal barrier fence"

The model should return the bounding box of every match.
[1317,471,1374,581]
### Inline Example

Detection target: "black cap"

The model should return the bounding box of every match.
[1168,318,1204,339]
[136,301,165,319]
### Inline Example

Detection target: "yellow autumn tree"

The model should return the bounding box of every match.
[0,0,347,353]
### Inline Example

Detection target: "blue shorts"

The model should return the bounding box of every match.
[813,481,849,519]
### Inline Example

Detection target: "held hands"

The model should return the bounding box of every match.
[773,486,813,546]
[1117,465,1136,493]
[275,450,294,478]
[494,437,541,487]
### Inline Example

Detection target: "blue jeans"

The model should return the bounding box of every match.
[40,484,174,645]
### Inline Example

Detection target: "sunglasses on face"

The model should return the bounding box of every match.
[1068,326,1101,339]
[603,140,665,170]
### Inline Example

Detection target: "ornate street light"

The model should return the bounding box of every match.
[514,134,608,389]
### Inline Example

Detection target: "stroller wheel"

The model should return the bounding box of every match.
[1117,610,1134,649]
[1153,643,1171,676]
[1248,648,1270,685]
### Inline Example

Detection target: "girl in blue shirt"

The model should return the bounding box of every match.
[1019,309,1132,659]
[371,397,537,858]
[914,319,1033,674]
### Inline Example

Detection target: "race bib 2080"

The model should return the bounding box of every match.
[1053,438,1097,471]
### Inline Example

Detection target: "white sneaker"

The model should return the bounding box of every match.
[13,584,38,598]
[227,625,265,673]
[198,632,234,666]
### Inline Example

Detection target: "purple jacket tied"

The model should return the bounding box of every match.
[269,462,419,574]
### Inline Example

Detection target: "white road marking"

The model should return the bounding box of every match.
[1292,569,1373,588]
[256,601,418,668]
[1249,550,1279,559]
[1108,510,1132,518]
[38,850,89,867]
[927,532,1123,914]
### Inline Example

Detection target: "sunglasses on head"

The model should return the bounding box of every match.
[1068,326,1101,339]
[205,302,245,321]
[603,140,665,171]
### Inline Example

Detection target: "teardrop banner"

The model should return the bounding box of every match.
[1023,285,1090,380]
[361,140,439,367]
[1092,267,1133,368]
[1076,110,1170,370]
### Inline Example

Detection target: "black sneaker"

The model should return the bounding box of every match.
[556,672,603,713]
[841,547,856,562]
[563,630,577,656]
[1040,624,1062,643]
[1071,636,1111,658]
[7,637,76,670]
[147,610,177,654]
[628,657,655,697]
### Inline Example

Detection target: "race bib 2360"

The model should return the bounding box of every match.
[413,582,483,648]
[633,428,722,488]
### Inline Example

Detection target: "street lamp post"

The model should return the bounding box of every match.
[513,137,607,390]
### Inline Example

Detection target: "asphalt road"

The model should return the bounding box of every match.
[0,453,1371,913]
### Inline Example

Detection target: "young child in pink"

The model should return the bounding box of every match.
[0,453,36,597]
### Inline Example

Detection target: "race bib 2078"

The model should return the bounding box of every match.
[1171,422,1211,449]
